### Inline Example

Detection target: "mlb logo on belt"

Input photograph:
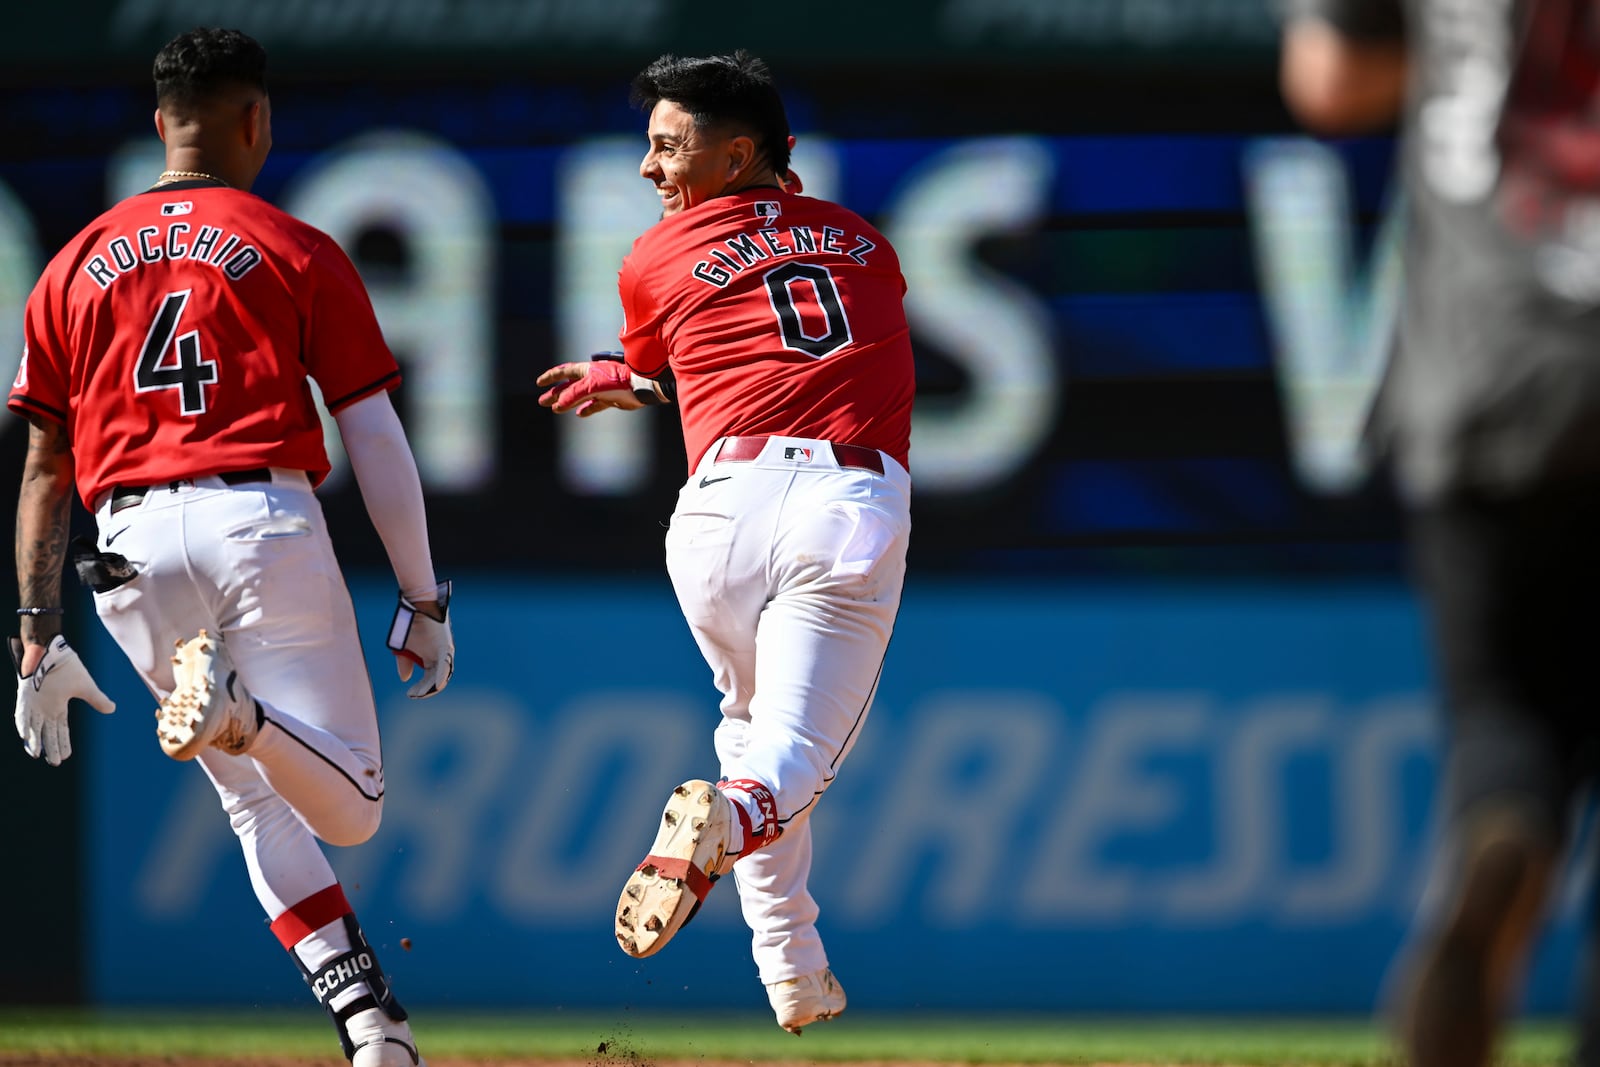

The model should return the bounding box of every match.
[783,446,814,462]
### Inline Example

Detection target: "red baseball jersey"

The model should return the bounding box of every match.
[9,182,399,507]
[619,188,914,472]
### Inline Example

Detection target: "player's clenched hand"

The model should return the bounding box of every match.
[10,635,116,766]
[386,581,455,699]
[537,355,649,417]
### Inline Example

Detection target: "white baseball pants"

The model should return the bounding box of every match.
[91,470,385,918]
[665,436,912,985]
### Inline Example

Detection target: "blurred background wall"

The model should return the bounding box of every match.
[1,0,1591,1019]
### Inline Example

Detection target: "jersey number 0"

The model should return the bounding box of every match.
[764,263,852,358]
[135,290,220,416]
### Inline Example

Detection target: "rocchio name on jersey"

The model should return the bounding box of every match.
[691,224,878,289]
[82,221,263,291]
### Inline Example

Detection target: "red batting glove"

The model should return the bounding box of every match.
[536,359,640,417]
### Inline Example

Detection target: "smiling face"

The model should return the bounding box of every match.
[640,99,747,218]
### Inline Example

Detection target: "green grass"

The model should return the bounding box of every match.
[0,1008,1577,1064]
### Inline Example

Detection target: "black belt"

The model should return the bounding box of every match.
[714,436,885,474]
[109,468,274,514]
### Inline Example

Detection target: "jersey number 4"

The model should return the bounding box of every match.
[764,263,852,358]
[136,290,219,416]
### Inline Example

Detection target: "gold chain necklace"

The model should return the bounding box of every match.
[157,169,229,187]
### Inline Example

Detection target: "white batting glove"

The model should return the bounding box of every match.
[11,635,116,766]
[386,580,454,699]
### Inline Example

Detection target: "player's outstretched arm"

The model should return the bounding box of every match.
[537,352,670,417]
[12,416,115,764]
[333,392,455,698]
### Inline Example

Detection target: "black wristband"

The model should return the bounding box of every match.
[17,607,63,616]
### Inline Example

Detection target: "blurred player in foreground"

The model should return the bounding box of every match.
[9,26,453,1067]
[538,50,914,1033]
[1281,3,1600,1065]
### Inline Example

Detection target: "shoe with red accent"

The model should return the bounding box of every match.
[615,779,734,958]
[767,967,847,1034]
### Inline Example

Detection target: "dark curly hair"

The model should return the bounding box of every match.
[153,27,267,109]
[630,51,791,178]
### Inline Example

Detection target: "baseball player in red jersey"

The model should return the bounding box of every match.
[9,29,450,1067]
[538,51,914,1033]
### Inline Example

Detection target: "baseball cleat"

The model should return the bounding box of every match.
[615,778,733,958]
[348,1008,424,1067]
[155,629,258,760]
[767,967,847,1034]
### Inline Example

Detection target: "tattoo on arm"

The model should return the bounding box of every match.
[15,419,73,647]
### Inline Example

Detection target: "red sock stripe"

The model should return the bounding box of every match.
[269,884,352,950]
[721,778,782,850]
